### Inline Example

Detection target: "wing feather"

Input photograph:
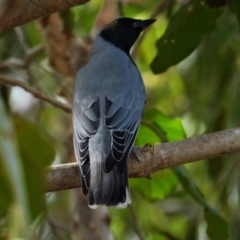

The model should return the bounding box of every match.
[73,97,100,195]
[104,91,145,173]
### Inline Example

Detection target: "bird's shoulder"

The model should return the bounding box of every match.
[73,36,146,109]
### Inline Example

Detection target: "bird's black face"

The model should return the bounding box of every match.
[100,17,156,55]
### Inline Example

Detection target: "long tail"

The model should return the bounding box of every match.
[87,161,131,209]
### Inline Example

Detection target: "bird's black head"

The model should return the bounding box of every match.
[99,17,156,55]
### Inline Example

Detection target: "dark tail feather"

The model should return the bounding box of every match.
[88,163,131,209]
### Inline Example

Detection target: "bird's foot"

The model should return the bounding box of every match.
[130,146,143,162]
[131,145,152,180]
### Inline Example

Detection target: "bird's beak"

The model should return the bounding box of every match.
[133,19,156,29]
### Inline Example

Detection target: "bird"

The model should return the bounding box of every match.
[72,17,156,208]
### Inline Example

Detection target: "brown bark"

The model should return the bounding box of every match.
[38,13,90,78]
[46,127,240,192]
[0,0,89,33]
[0,74,72,113]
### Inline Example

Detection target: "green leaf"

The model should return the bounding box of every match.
[135,124,159,146]
[0,155,13,217]
[151,0,222,74]
[205,210,229,240]
[230,0,240,27]
[141,107,228,239]
[173,166,229,240]
[14,117,55,221]
[143,109,186,142]
[134,110,180,202]
[0,98,30,223]
[130,169,178,202]
[172,166,207,207]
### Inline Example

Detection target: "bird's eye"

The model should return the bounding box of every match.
[115,18,124,25]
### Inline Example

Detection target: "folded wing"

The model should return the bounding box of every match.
[104,90,145,174]
[73,98,100,195]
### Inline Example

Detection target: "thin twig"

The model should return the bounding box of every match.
[0,58,25,70]
[0,45,43,70]
[25,44,44,67]
[0,74,72,113]
[14,28,43,86]
[14,27,29,53]
[151,0,174,19]
[141,120,168,143]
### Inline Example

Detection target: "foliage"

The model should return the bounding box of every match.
[1,0,240,239]
[151,0,222,74]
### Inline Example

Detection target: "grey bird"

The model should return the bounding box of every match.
[73,17,156,208]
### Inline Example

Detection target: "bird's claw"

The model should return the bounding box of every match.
[130,146,143,162]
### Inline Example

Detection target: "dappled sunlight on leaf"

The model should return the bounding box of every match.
[142,108,186,142]
[130,169,178,202]
[151,0,223,74]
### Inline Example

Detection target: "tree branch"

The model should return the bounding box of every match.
[0,0,89,33]
[0,45,44,71]
[46,127,240,192]
[0,74,72,113]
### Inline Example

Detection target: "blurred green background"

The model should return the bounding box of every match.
[0,0,240,239]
